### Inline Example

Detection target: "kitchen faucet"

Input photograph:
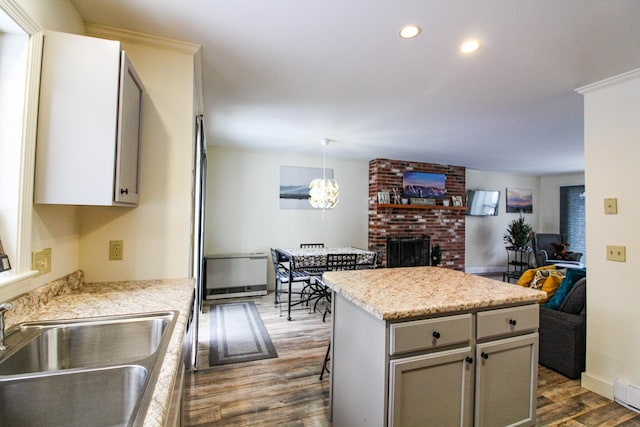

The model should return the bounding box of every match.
[0,302,12,351]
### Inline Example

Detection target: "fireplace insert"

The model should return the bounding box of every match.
[386,235,430,268]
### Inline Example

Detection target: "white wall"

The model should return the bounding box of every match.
[465,170,539,273]
[16,0,84,34]
[205,146,369,287]
[78,39,197,283]
[538,173,585,233]
[578,69,640,399]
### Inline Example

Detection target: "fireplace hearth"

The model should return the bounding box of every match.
[386,235,430,268]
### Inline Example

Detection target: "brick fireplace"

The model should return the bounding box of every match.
[368,159,466,270]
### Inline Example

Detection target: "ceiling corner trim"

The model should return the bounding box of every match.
[0,0,41,34]
[575,68,640,95]
[84,22,201,55]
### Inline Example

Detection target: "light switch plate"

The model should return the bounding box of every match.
[604,198,618,214]
[607,245,626,262]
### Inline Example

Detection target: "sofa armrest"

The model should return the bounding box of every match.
[539,307,586,379]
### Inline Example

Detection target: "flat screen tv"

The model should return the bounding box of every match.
[466,189,500,216]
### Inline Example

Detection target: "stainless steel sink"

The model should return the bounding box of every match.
[0,365,148,427]
[0,311,174,375]
[0,311,178,427]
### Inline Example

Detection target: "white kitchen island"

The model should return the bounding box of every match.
[322,266,546,427]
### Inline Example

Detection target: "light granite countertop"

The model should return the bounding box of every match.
[323,266,546,320]
[4,271,194,427]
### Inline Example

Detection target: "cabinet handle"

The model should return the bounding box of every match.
[509,319,517,326]
[120,188,129,195]
[481,352,489,360]
[465,356,473,364]
[432,331,441,339]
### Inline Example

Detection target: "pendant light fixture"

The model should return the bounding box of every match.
[309,138,339,210]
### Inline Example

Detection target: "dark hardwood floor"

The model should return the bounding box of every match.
[185,293,639,426]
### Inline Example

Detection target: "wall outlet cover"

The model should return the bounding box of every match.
[32,248,52,276]
[606,245,626,262]
[109,240,124,260]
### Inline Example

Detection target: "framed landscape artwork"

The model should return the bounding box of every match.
[279,166,332,209]
[402,172,446,199]
[506,188,533,213]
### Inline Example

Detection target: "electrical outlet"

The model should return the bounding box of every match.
[604,198,618,214]
[606,245,626,262]
[109,240,124,260]
[32,248,52,276]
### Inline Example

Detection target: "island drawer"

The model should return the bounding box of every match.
[389,313,472,356]
[476,304,539,340]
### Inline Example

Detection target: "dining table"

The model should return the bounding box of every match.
[276,246,377,320]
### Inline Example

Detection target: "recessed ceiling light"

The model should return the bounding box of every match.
[399,24,421,39]
[460,39,480,54]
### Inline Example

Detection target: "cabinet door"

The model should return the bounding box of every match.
[115,51,144,204]
[475,333,538,427]
[389,347,474,427]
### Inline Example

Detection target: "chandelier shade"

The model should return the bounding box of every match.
[309,177,339,209]
[309,138,339,210]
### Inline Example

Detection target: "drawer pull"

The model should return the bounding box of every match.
[481,352,489,360]
[509,319,517,326]
[432,331,441,339]
[465,356,473,364]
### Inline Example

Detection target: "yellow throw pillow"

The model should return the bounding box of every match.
[530,269,564,303]
[517,265,556,287]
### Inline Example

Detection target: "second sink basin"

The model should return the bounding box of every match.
[0,364,148,427]
[0,311,176,376]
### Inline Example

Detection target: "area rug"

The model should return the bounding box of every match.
[209,301,278,366]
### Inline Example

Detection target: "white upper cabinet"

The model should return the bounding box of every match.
[34,31,144,206]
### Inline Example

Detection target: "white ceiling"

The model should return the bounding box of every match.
[70,0,640,174]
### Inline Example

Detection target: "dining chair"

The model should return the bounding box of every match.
[356,251,378,270]
[312,253,358,319]
[300,243,324,248]
[270,248,311,311]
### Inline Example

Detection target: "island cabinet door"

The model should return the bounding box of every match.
[389,347,474,427]
[474,333,538,427]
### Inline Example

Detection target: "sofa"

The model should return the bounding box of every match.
[538,276,586,379]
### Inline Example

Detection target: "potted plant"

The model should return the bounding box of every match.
[504,216,533,249]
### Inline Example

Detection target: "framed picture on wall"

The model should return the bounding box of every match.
[279,165,333,209]
[506,188,533,213]
[402,172,446,199]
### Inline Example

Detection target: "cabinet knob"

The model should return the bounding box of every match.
[120,188,129,195]
[465,356,473,364]
[432,331,441,339]
[509,319,517,326]
[481,352,489,360]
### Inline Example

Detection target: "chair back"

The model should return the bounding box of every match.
[326,253,358,271]
[300,243,324,248]
[532,233,563,266]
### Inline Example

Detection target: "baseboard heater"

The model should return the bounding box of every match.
[205,253,267,300]
[614,379,640,414]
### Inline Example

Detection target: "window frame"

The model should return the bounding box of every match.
[0,0,42,300]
